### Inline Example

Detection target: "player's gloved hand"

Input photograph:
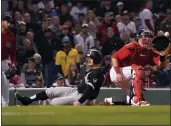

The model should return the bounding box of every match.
[116,73,123,82]
[73,101,81,106]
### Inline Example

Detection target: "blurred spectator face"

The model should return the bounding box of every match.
[24,39,32,50]
[45,2,51,11]
[115,15,121,23]
[24,13,31,23]
[57,79,64,87]
[63,42,71,50]
[64,20,72,28]
[18,0,24,10]
[146,0,153,10]
[62,25,69,35]
[26,32,34,41]
[117,5,123,10]
[104,13,111,24]
[122,15,130,24]
[133,17,141,26]
[105,59,111,66]
[35,80,43,88]
[82,26,88,34]
[130,12,136,20]
[77,2,83,8]
[104,0,111,6]
[14,12,22,21]
[44,31,52,39]
[78,14,85,24]
[32,4,38,13]
[2,21,10,32]
[28,59,36,69]
[121,31,130,41]
[167,9,171,20]
[87,10,95,20]
[34,57,41,65]
[70,63,77,71]
[42,19,49,30]
[107,27,114,38]
[61,4,68,14]
[52,16,60,25]
[19,23,26,32]
[74,24,81,34]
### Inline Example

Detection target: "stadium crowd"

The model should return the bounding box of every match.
[1,0,171,89]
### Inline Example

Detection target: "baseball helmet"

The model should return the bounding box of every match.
[139,29,154,38]
[86,49,103,64]
[152,36,170,51]
[4,67,17,80]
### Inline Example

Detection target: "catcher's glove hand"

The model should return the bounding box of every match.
[4,67,17,80]
[152,36,170,51]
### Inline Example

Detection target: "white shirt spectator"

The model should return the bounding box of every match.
[117,21,136,37]
[70,6,87,20]
[37,0,54,9]
[139,8,154,31]
[75,33,95,56]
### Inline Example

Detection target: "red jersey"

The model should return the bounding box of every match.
[112,42,159,67]
[1,31,16,65]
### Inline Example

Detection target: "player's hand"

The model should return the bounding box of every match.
[116,73,123,82]
[73,101,81,106]
[159,51,165,56]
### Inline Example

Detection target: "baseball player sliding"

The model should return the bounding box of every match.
[104,29,169,106]
[15,49,105,106]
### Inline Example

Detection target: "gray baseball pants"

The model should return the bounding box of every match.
[45,87,82,105]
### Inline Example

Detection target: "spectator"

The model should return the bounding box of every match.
[73,23,82,36]
[14,11,23,32]
[20,57,43,88]
[75,23,95,56]
[48,16,61,36]
[55,36,80,77]
[26,31,38,53]
[28,2,39,23]
[101,27,124,56]
[96,12,118,46]
[120,31,132,44]
[35,77,44,88]
[70,2,87,20]
[86,10,100,27]
[139,0,155,32]
[160,9,171,39]
[115,15,122,23]
[88,21,97,40]
[13,0,28,14]
[51,74,65,87]
[133,16,143,34]
[59,3,73,25]
[21,53,43,73]
[117,10,136,38]
[37,0,54,10]
[60,24,75,47]
[115,1,124,15]
[9,75,24,88]
[68,63,80,86]
[77,13,86,25]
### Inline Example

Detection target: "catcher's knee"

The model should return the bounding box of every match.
[135,66,145,80]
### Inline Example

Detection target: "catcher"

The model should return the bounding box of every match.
[104,29,170,106]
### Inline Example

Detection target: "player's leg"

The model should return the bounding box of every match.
[131,66,150,106]
[104,66,133,105]
[15,87,75,106]
[1,60,10,107]
[49,88,82,105]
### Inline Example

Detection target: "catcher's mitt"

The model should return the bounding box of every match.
[4,67,17,80]
[152,36,170,51]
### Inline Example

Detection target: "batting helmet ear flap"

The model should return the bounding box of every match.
[152,36,170,51]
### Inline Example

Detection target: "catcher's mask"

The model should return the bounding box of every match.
[138,29,154,49]
[152,36,170,51]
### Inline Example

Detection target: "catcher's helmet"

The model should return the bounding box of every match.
[86,49,103,64]
[139,29,154,38]
[152,36,170,51]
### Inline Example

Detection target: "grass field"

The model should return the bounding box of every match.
[2,106,170,125]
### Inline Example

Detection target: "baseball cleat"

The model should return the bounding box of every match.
[104,97,114,105]
[14,92,32,106]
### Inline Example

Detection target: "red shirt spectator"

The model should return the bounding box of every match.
[1,20,16,65]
